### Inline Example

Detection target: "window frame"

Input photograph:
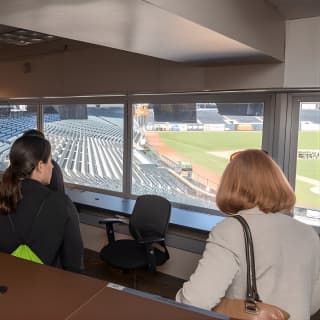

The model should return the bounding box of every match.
[0,92,272,214]
[41,97,128,195]
[290,93,320,211]
[1,90,318,229]
[129,92,272,213]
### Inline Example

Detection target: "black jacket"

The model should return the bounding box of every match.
[0,179,83,272]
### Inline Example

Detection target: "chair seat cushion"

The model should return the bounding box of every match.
[100,240,168,270]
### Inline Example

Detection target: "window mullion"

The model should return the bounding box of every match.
[122,95,132,195]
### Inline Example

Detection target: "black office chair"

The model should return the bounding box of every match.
[99,195,171,274]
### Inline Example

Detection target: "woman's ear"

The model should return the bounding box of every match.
[30,160,49,184]
[34,161,44,174]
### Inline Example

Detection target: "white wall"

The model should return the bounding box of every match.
[0,41,206,98]
[5,15,320,95]
[205,63,284,90]
[285,17,320,87]
[0,39,285,98]
[149,0,285,61]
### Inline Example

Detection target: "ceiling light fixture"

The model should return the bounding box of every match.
[0,29,56,46]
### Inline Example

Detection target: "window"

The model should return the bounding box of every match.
[131,102,264,210]
[43,103,124,192]
[0,104,37,171]
[295,102,320,215]
[1,93,318,230]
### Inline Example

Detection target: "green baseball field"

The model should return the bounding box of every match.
[158,131,320,209]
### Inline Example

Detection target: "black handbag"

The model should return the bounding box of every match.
[213,215,290,320]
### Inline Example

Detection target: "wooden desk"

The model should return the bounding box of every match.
[0,252,106,320]
[66,284,228,320]
[0,253,230,320]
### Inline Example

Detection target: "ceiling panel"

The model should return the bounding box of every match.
[0,0,292,64]
[266,0,320,20]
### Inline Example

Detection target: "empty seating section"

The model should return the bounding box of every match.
[0,105,319,211]
[43,115,196,200]
[0,109,266,206]
[196,109,225,124]
[0,115,36,141]
[300,109,320,122]
[0,114,38,162]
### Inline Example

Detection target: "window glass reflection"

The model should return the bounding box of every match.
[294,103,320,223]
[43,104,124,192]
[0,105,37,171]
[132,102,264,210]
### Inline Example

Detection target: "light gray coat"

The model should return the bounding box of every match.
[176,208,320,320]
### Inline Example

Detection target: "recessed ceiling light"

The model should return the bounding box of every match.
[15,30,28,34]
[0,28,56,46]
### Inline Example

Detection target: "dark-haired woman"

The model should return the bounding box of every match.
[0,135,83,272]
[23,129,65,193]
[176,150,320,320]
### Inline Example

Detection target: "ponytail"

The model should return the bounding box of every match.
[0,165,22,215]
[0,135,51,215]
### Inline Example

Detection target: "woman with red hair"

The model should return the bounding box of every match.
[176,149,320,320]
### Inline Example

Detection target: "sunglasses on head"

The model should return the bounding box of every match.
[229,150,269,161]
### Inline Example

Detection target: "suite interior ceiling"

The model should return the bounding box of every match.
[266,0,320,19]
[0,26,55,46]
[0,0,319,64]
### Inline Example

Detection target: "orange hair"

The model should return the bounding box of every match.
[216,149,296,214]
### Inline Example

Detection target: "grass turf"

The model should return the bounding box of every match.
[159,130,320,209]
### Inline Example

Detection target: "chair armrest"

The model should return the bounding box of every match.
[99,218,129,226]
[137,236,165,245]
[99,218,128,243]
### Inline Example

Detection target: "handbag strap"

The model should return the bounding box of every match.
[232,215,261,304]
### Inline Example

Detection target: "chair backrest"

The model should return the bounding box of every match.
[129,195,171,240]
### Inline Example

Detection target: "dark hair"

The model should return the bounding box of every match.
[23,129,45,139]
[216,149,296,214]
[0,136,51,215]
